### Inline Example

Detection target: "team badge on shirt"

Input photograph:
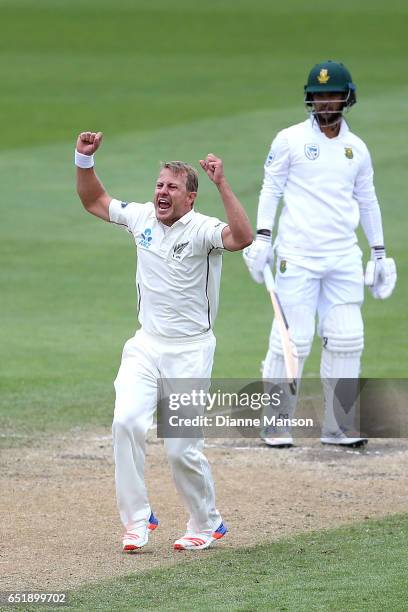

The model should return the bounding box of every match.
[304,143,320,160]
[139,228,153,248]
[344,147,354,159]
[172,242,190,260]
[280,259,287,273]
[121,201,129,208]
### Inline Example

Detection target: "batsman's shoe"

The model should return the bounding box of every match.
[261,426,294,448]
[320,430,368,448]
[122,511,159,553]
[174,521,228,551]
[262,434,294,448]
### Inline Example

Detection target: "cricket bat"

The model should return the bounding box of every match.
[263,265,299,395]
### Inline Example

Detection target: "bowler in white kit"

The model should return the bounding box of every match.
[75,132,252,551]
[244,60,397,448]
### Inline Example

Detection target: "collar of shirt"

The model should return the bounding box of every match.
[153,207,196,230]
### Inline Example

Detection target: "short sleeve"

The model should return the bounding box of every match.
[109,198,146,234]
[196,217,228,252]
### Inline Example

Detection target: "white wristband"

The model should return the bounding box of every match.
[75,149,95,168]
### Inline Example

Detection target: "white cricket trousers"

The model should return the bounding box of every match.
[112,328,221,533]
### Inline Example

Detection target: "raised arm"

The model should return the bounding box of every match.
[199,153,253,251]
[75,131,111,221]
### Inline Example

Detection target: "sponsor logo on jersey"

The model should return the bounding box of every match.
[139,228,153,248]
[317,68,330,84]
[304,143,320,160]
[121,201,129,208]
[279,259,287,273]
[172,241,189,260]
[265,151,275,166]
[344,147,354,159]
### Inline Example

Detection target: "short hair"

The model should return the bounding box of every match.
[160,161,199,193]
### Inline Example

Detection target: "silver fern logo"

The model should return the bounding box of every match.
[173,242,189,260]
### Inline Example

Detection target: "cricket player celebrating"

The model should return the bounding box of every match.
[75,132,252,551]
[244,60,397,448]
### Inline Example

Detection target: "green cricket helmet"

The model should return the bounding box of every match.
[304,60,356,109]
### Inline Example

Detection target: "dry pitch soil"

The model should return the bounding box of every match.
[1,430,408,591]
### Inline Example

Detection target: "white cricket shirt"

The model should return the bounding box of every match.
[109,199,227,338]
[257,117,384,256]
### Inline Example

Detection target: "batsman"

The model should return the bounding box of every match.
[244,60,397,448]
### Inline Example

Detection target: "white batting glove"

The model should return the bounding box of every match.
[243,233,274,283]
[364,247,397,299]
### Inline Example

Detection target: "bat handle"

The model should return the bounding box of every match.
[263,265,275,292]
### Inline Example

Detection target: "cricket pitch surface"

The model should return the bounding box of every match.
[1,431,408,590]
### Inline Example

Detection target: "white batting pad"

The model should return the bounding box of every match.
[320,303,364,358]
[320,304,364,434]
[268,305,315,359]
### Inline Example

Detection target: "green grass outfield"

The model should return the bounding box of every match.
[1,1,407,609]
[1,0,407,434]
[12,514,408,612]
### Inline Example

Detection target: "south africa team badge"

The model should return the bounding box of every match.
[344,147,354,159]
[304,143,319,160]
[280,259,287,273]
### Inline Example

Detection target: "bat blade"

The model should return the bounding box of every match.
[264,266,299,395]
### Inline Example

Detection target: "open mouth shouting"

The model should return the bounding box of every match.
[157,197,172,212]
[153,167,197,226]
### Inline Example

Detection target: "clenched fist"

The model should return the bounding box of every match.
[199,153,225,186]
[76,131,103,156]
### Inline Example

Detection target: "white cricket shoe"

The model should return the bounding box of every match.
[122,511,159,553]
[320,430,368,448]
[174,521,228,551]
[262,434,294,448]
[261,425,294,448]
